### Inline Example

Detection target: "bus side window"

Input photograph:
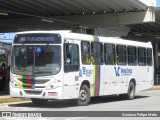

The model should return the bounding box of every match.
[138,47,146,66]
[116,45,126,65]
[81,41,91,64]
[91,42,103,65]
[147,48,152,66]
[104,43,115,65]
[64,43,79,72]
[128,46,137,65]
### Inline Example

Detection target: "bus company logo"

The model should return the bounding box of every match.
[114,67,132,77]
[79,67,92,77]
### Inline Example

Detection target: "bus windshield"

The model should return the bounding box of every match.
[11,45,61,76]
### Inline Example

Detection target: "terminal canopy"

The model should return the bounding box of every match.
[0,0,155,32]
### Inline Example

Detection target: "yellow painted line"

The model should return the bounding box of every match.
[152,86,160,90]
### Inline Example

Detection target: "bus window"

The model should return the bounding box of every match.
[128,46,137,65]
[91,42,103,65]
[104,44,115,65]
[138,47,146,66]
[64,43,79,72]
[147,48,152,66]
[116,45,126,65]
[81,41,91,64]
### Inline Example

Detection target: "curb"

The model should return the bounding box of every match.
[152,86,160,90]
[0,96,30,104]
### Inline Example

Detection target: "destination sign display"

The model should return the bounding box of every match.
[14,33,61,44]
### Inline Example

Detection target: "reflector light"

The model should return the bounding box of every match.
[48,92,57,96]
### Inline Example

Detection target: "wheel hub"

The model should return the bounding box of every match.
[80,89,87,101]
[130,85,135,97]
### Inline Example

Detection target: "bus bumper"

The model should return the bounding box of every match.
[10,85,62,100]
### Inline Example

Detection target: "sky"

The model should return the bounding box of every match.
[0,33,15,43]
[157,0,160,6]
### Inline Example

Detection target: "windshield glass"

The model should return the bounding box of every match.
[11,45,61,76]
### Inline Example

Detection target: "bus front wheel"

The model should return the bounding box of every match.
[77,84,90,106]
[31,98,48,105]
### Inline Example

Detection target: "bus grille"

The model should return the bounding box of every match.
[24,90,42,95]
[18,79,50,84]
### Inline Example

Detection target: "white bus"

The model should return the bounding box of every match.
[10,31,154,105]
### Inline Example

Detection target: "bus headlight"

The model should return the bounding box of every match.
[11,80,19,88]
[46,82,58,90]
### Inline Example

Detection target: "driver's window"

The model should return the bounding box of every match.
[64,43,79,72]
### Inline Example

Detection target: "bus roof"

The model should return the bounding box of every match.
[16,30,71,35]
[15,31,152,48]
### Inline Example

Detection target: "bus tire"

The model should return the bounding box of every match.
[31,98,48,105]
[77,84,90,106]
[120,82,135,100]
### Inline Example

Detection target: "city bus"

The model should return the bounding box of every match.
[10,31,154,105]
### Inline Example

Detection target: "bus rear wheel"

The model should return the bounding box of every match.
[31,98,48,105]
[119,82,135,100]
[77,84,90,106]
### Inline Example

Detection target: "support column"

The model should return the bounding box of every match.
[153,42,159,73]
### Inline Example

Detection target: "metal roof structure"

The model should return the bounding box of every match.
[128,7,160,33]
[0,0,148,18]
[122,7,160,42]
[0,0,156,36]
